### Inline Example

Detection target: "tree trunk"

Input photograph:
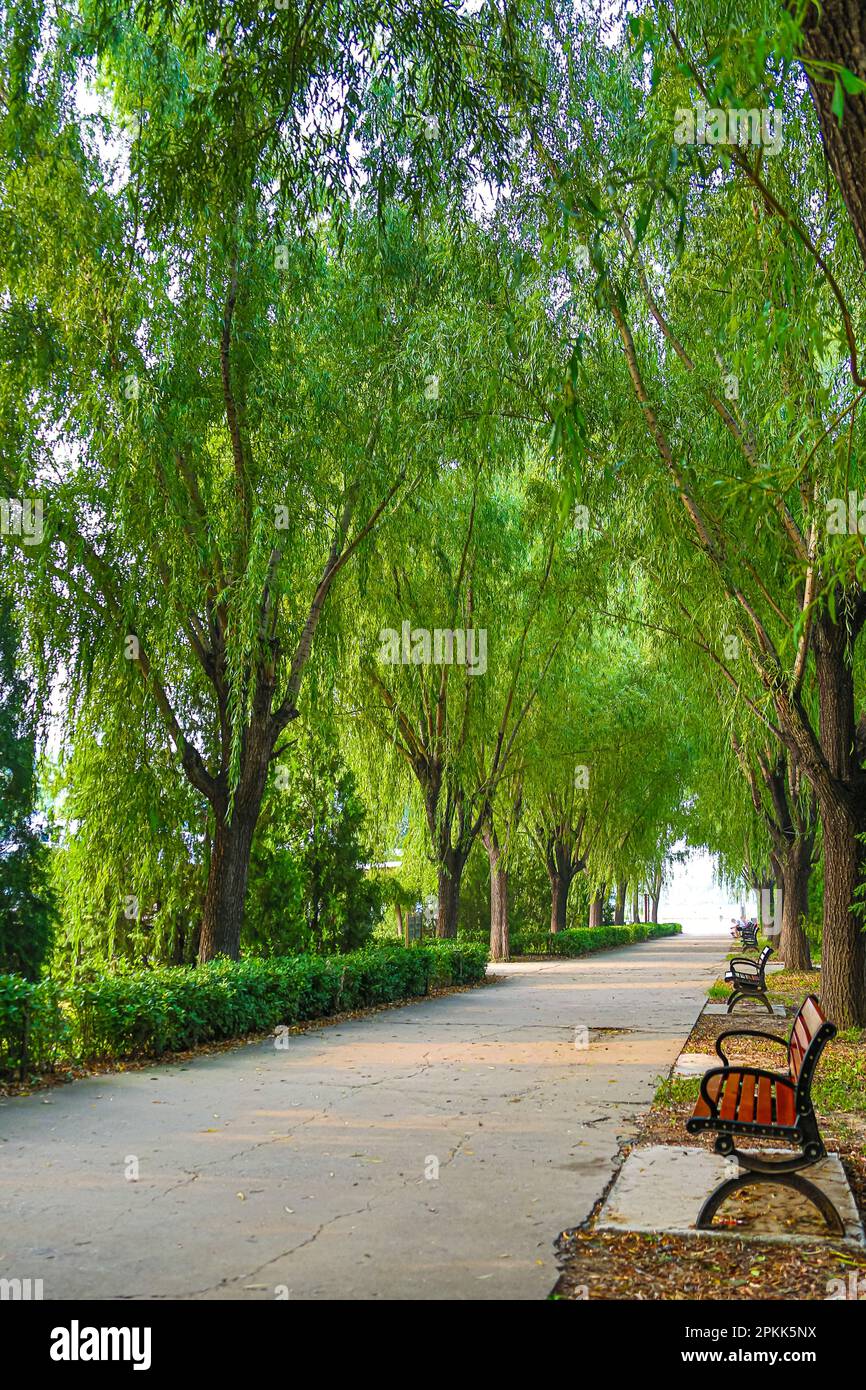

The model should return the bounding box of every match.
[744,603,866,1024]
[588,884,606,928]
[547,856,575,934]
[199,811,258,961]
[650,894,659,923]
[820,801,866,1026]
[803,2,866,274]
[547,867,569,934]
[771,841,813,972]
[811,609,866,1026]
[631,887,639,922]
[613,881,626,925]
[436,850,464,939]
[483,820,509,962]
[545,830,579,933]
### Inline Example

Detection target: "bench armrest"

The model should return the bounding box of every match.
[715,1030,788,1066]
[729,957,759,972]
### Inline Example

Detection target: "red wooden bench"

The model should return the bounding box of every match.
[685,995,844,1234]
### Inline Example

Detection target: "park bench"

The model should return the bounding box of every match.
[725,945,774,1014]
[738,921,759,951]
[685,994,844,1235]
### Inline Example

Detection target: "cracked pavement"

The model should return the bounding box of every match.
[0,934,727,1300]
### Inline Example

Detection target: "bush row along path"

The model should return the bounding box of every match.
[0,935,728,1301]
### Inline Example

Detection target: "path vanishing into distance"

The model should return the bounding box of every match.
[0,935,728,1301]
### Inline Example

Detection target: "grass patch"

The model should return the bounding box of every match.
[813,1052,866,1113]
[654,1074,701,1105]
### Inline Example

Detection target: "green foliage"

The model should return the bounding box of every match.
[245,735,384,957]
[0,972,67,1074]
[0,593,54,977]
[49,691,206,971]
[0,939,487,1077]
[6,0,858,1009]
[456,834,560,938]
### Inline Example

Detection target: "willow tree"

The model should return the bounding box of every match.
[522,634,631,934]
[468,506,582,959]
[667,628,818,969]
[647,0,866,309]
[515,3,866,1022]
[520,622,689,935]
[0,0,530,960]
[352,453,574,941]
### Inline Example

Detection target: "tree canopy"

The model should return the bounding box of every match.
[2,0,865,1022]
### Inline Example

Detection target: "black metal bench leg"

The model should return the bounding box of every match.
[695,1171,846,1236]
[727,991,772,1014]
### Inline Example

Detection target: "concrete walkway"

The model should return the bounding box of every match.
[0,935,727,1301]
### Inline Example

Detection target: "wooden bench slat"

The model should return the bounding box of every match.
[738,1072,756,1123]
[756,1074,773,1124]
[719,1072,740,1121]
[775,1080,797,1127]
[801,996,826,1037]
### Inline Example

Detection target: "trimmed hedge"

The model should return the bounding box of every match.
[0,940,488,1079]
[507,922,682,958]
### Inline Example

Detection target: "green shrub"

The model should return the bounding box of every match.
[0,974,68,1075]
[503,922,682,958]
[0,940,488,1079]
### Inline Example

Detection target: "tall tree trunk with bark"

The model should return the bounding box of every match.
[810,612,866,1024]
[588,884,606,928]
[436,847,466,940]
[482,816,509,962]
[419,776,476,941]
[648,867,662,924]
[549,868,569,933]
[197,683,277,963]
[803,2,866,273]
[199,812,258,960]
[614,881,626,924]
[545,832,580,933]
[770,838,814,972]
[531,806,592,937]
[821,799,866,1023]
